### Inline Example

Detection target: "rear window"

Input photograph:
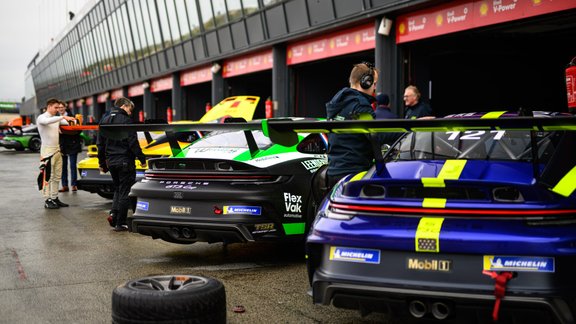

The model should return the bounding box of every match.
[387,130,560,162]
[190,130,273,150]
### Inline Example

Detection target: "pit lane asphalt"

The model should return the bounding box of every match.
[0,147,421,324]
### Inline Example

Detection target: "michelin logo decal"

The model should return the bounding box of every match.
[136,201,149,211]
[330,246,380,264]
[483,255,554,273]
[223,206,262,215]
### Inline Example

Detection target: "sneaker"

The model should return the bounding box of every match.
[44,199,60,209]
[59,186,69,192]
[71,186,78,192]
[113,225,128,232]
[53,198,69,207]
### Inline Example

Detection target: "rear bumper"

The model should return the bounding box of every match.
[77,169,144,193]
[129,218,265,244]
[0,140,23,149]
[76,178,113,193]
[307,244,576,323]
[312,276,574,323]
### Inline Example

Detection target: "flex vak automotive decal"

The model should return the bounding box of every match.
[283,192,303,218]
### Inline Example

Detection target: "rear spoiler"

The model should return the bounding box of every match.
[99,116,576,146]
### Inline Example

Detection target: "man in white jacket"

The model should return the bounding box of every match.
[37,99,76,209]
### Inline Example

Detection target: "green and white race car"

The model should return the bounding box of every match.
[127,121,328,244]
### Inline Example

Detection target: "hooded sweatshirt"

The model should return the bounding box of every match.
[326,87,376,177]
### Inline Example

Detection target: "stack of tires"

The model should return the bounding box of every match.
[112,275,226,324]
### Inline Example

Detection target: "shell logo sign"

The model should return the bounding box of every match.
[397,0,575,44]
[398,22,406,35]
[479,2,489,16]
[436,14,444,27]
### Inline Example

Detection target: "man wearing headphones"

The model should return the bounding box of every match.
[325,62,379,188]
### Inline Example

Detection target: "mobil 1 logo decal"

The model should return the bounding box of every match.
[283,192,302,218]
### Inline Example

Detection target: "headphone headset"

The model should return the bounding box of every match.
[359,62,375,90]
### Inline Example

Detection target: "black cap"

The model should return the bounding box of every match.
[376,93,390,106]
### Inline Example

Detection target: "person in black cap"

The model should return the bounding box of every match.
[375,93,397,119]
[97,97,146,232]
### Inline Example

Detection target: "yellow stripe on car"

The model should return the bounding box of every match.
[421,160,467,188]
[415,217,444,252]
[349,171,367,182]
[423,198,447,208]
[551,165,576,197]
[481,111,507,119]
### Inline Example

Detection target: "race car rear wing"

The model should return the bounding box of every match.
[99,115,576,146]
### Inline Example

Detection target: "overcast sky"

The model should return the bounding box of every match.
[0,0,91,102]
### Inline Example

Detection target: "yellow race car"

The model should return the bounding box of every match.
[76,96,259,198]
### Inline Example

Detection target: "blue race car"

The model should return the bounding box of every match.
[303,111,576,324]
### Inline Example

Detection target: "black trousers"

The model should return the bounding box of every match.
[109,163,136,226]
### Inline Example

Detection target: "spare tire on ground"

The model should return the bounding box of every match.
[112,275,226,324]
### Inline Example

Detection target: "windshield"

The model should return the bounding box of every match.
[190,130,273,150]
[387,130,559,162]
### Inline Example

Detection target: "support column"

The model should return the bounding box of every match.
[272,44,289,117]
[211,62,225,107]
[105,97,113,111]
[375,17,402,118]
[172,71,183,121]
[91,95,98,123]
[143,84,153,120]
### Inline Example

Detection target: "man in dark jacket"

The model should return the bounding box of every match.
[403,85,433,119]
[58,103,82,192]
[97,97,146,232]
[326,62,379,188]
[375,93,397,119]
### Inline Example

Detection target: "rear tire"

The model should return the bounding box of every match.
[112,275,226,324]
[28,137,41,153]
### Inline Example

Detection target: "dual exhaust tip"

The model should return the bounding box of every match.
[170,227,195,239]
[408,300,452,320]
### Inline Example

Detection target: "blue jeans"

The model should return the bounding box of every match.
[61,153,78,187]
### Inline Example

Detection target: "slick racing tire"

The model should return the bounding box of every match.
[28,137,42,153]
[112,275,226,324]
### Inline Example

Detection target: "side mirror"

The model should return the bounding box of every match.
[296,133,327,154]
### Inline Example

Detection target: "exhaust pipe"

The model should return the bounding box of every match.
[408,300,428,318]
[181,227,193,239]
[431,301,451,320]
[170,227,180,238]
